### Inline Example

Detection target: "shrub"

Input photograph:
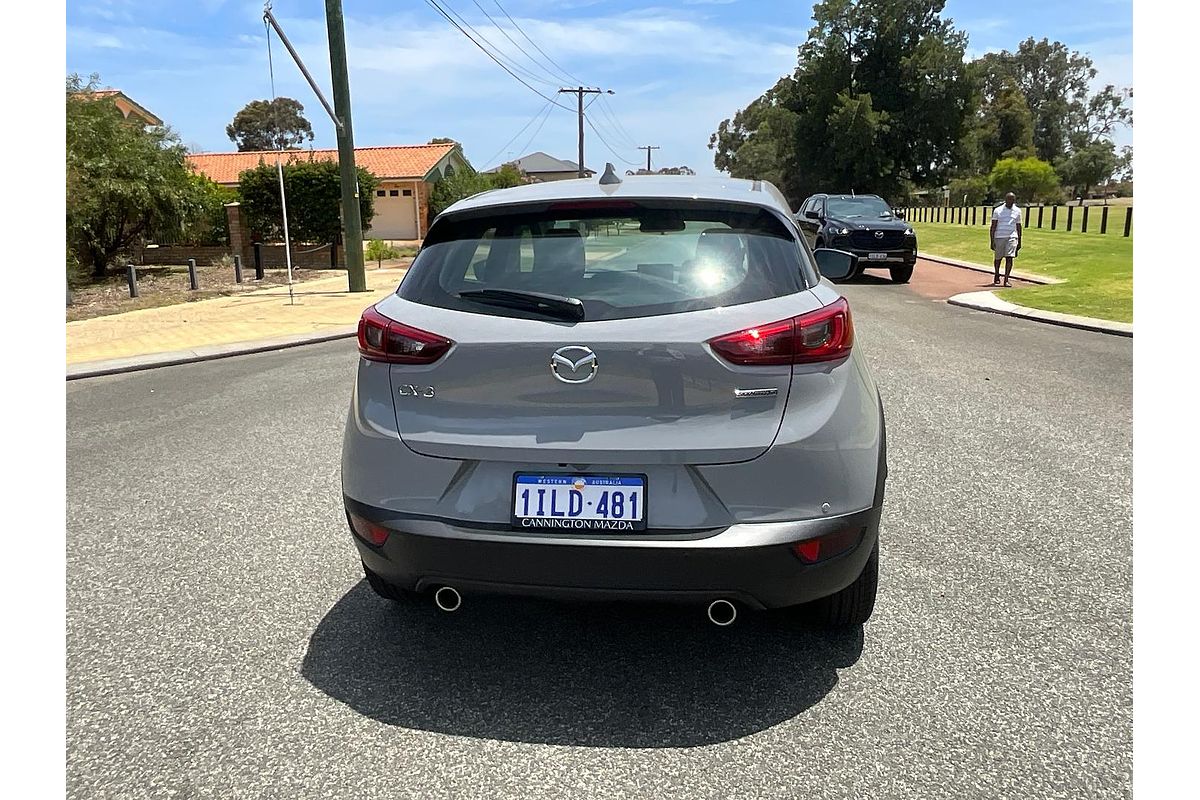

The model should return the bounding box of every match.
[238,158,377,244]
[988,157,1060,204]
[365,238,400,266]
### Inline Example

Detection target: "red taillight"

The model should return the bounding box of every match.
[792,527,863,564]
[357,306,454,364]
[348,513,390,547]
[706,298,854,366]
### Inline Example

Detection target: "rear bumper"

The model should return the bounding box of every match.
[345,497,882,610]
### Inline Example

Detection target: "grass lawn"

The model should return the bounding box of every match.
[912,222,1132,323]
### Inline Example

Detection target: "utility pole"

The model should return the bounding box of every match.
[558,87,612,178]
[325,0,367,292]
[638,145,660,173]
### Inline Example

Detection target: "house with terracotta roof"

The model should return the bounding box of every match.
[187,143,469,240]
[71,89,162,126]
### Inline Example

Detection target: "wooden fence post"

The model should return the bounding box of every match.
[1067,206,1074,231]
[1082,206,1090,233]
[1124,207,1132,237]
[1101,206,1109,234]
[1051,206,1058,230]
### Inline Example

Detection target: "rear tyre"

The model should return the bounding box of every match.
[363,562,420,603]
[807,542,878,627]
[890,264,914,283]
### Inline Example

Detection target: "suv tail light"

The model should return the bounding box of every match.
[357,306,454,364]
[707,298,854,366]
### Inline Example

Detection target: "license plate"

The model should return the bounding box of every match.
[868,252,889,260]
[513,474,647,531]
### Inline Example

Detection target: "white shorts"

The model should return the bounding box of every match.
[994,237,1018,258]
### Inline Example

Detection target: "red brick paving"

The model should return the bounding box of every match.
[847,258,1037,300]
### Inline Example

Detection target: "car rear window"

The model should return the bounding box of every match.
[397,199,809,322]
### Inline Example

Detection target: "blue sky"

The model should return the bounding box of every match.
[66,0,1132,175]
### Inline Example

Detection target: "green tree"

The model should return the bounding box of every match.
[709,0,974,204]
[988,157,1060,203]
[225,98,314,152]
[1057,140,1119,202]
[974,38,1097,164]
[172,173,237,245]
[428,163,522,218]
[66,74,209,277]
[237,158,376,244]
[949,175,991,205]
[974,79,1035,168]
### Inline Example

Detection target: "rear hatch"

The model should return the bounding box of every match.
[375,198,819,466]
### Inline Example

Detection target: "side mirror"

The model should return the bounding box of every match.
[804,210,820,220]
[814,248,858,281]
[894,209,906,220]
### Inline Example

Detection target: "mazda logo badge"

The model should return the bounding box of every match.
[550,346,598,384]
[874,230,884,239]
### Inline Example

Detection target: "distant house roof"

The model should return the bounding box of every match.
[186,143,459,185]
[489,151,592,176]
[71,89,162,125]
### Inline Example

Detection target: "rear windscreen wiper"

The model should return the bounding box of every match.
[457,289,585,321]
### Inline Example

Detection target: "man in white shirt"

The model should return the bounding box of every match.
[990,192,1022,287]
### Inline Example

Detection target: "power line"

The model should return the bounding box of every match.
[511,101,557,162]
[422,0,572,110]
[477,99,552,170]
[431,0,557,88]
[491,0,585,86]
[469,0,569,88]
[596,94,639,149]
[585,114,640,167]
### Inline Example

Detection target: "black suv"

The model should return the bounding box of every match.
[795,194,917,283]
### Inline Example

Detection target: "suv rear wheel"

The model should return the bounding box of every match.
[889,265,914,283]
[806,542,878,626]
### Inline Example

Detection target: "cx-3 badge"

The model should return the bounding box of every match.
[551,346,598,384]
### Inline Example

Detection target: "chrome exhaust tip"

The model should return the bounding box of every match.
[706,599,737,627]
[434,586,462,612]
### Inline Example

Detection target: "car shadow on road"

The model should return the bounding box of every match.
[838,272,899,286]
[301,582,863,748]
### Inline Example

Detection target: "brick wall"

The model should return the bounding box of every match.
[416,180,432,238]
[140,245,233,266]
[140,243,346,269]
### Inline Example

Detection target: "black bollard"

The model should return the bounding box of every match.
[187,258,199,290]
[233,254,243,284]
[253,243,264,280]
[126,264,139,298]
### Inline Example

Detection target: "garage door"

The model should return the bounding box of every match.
[368,186,418,239]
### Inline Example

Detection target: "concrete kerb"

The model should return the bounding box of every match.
[948,291,1132,337]
[66,326,358,380]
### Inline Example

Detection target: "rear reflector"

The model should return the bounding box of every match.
[358,306,454,364]
[348,513,390,547]
[792,526,863,564]
[707,298,854,366]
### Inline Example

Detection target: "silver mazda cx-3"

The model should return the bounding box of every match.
[341,167,885,626]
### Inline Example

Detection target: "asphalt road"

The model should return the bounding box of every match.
[66,264,1132,799]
